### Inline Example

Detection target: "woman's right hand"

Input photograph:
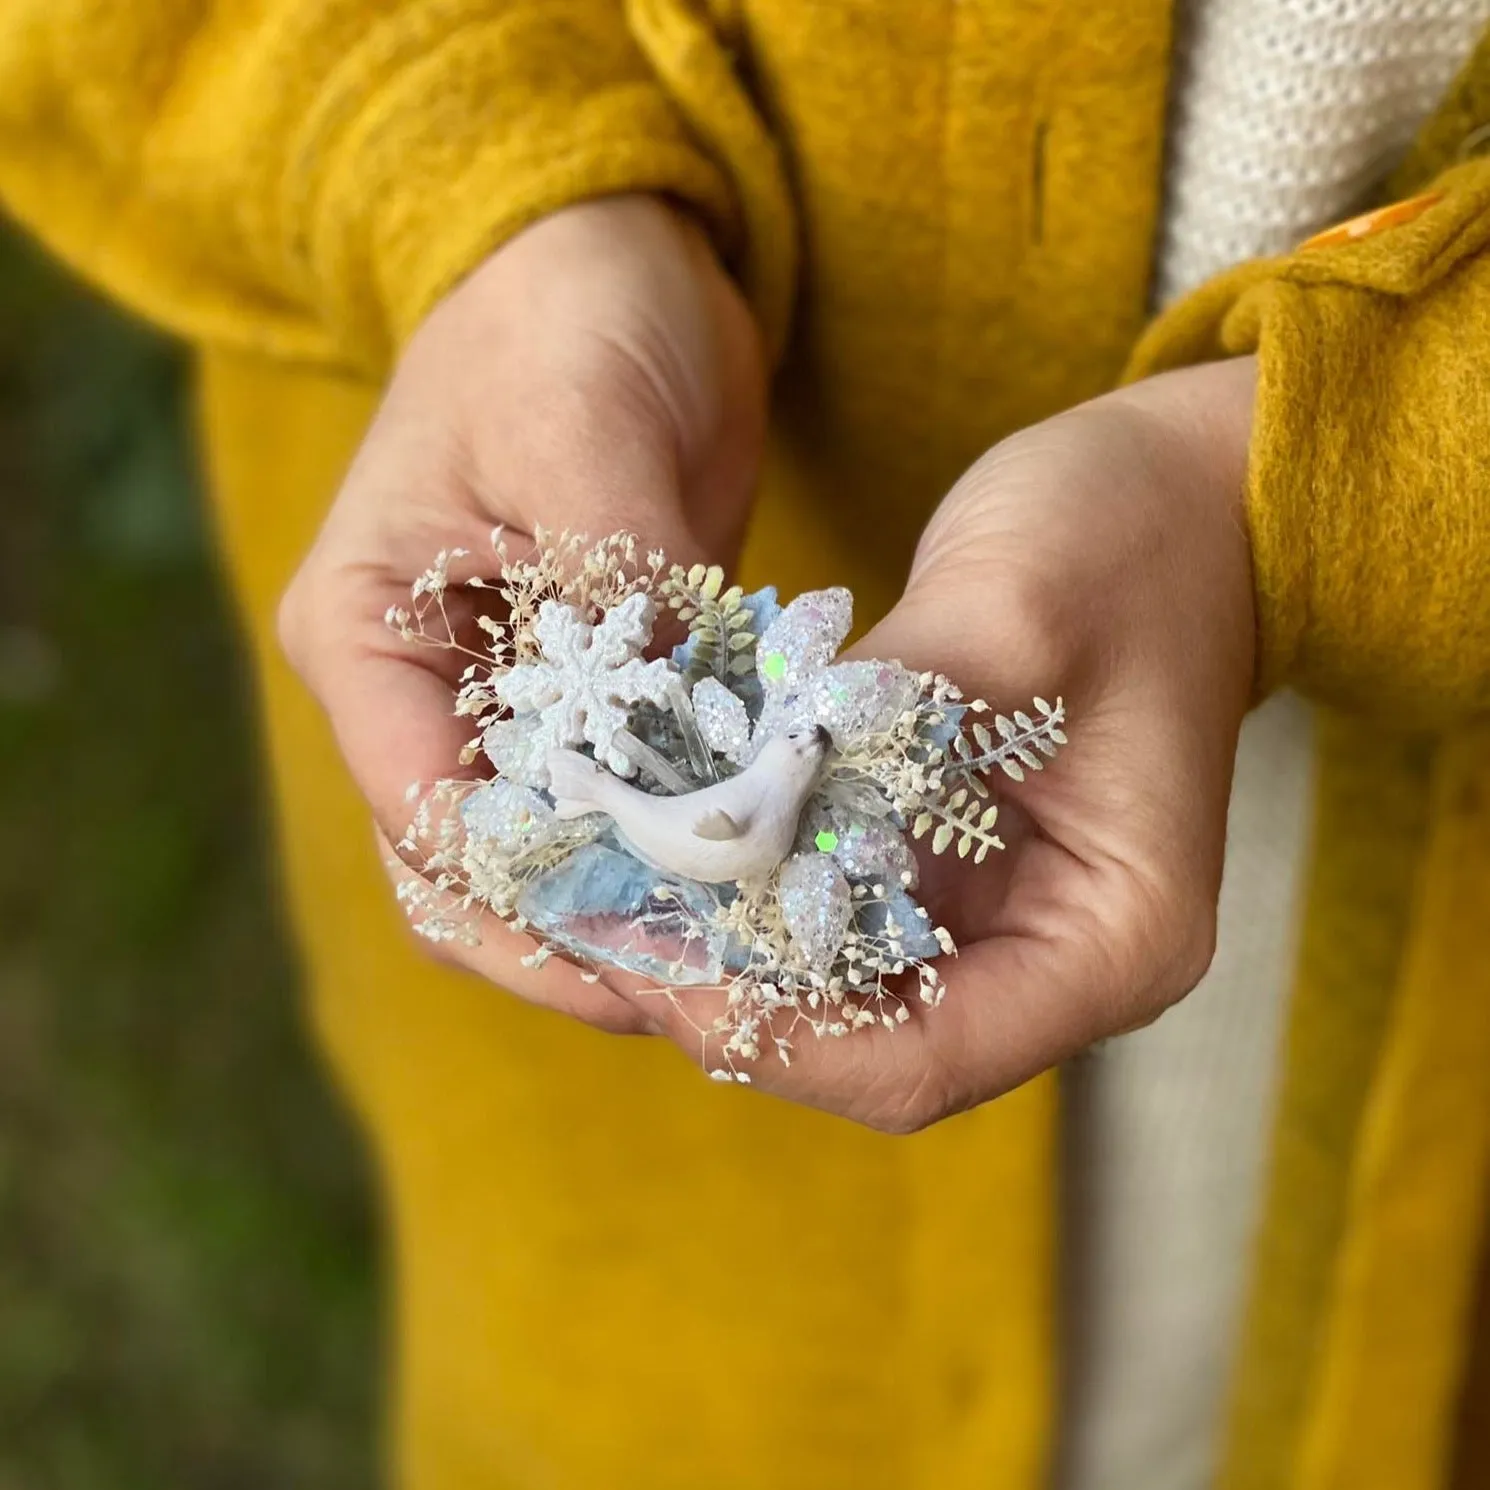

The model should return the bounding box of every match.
[277,194,767,1032]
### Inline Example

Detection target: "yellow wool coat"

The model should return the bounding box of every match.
[3,4,1489,1487]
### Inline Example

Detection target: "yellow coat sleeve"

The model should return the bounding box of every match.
[1127,154,1490,723]
[0,0,793,373]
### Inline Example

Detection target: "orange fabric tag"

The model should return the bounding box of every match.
[1298,191,1445,251]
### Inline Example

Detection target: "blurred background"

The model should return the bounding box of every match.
[0,221,378,1486]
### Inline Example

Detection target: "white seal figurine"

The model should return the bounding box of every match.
[546,725,832,884]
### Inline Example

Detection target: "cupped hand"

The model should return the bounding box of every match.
[277,194,766,1030]
[648,356,1260,1128]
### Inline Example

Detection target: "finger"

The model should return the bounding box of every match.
[281,558,481,848]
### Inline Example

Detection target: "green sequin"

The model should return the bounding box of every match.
[815,830,839,854]
[762,651,788,681]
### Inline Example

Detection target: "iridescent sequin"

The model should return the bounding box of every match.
[798,800,918,889]
[755,588,853,696]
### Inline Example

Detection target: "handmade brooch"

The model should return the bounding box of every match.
[389,531,1067,1077]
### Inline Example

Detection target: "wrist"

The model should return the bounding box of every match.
[1109,355,1258,527]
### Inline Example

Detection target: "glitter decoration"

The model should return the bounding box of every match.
[495,593,677,781]
[778,852,853,974]
[797,801,919,890]
[806,660,920,744]
[461,779,554,853]
[755,588,853,697]
[481,715,550,788]
[831,819,918,889]
[690,675,752,763]
[388,529,1070,1077]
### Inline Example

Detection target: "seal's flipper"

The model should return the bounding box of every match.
[691,809,745,841]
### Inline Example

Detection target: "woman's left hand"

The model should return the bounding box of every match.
[651,356,1260,1130]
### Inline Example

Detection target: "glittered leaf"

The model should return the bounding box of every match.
[755,587,853,695]
[779,852,853,972]
[690,676,751,763]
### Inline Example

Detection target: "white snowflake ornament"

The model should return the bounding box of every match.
[493,593,676,782]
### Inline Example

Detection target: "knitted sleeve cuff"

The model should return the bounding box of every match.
[1125,157,1490,720]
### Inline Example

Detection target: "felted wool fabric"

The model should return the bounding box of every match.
[1059,10,1490,1486]
[1128,47,1490,1488]
[0,0,793,368]
[1132,153,1490,720]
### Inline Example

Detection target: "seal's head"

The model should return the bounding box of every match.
[753,722,833,795]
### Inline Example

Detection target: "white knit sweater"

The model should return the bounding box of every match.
[1059,6,1490,1489]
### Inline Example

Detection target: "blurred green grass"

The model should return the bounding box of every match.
[0,225,378,1488]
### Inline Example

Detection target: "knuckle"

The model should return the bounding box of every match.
[909,510,1072,682]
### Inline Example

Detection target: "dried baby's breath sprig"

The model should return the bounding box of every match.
[385,546,486,666]
[647,869,955,1083]
[394,777,606,945]
[386,526,668,713]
